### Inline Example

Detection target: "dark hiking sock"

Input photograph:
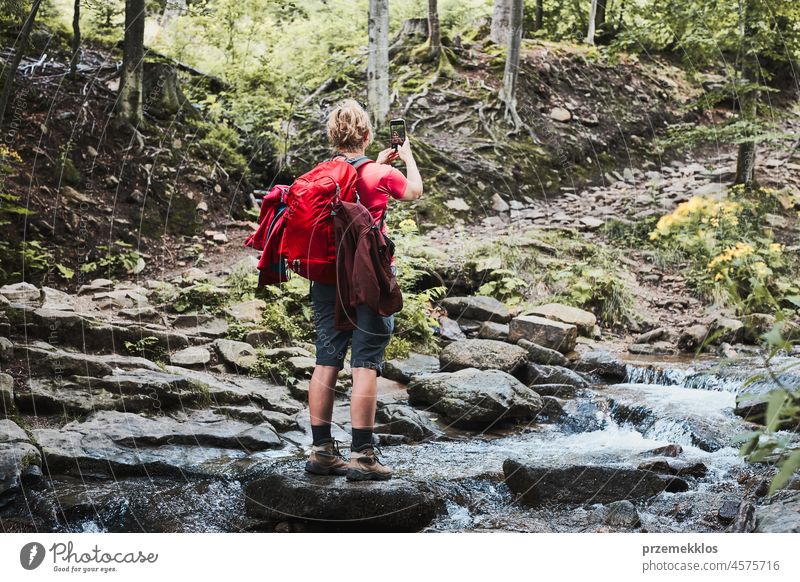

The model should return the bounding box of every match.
[351,428,374,452]
[311,424,332,446]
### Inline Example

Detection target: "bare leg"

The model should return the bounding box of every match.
[309,365,338,425]
[350,367,378,429]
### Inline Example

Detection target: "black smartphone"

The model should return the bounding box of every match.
[390,118,406,151]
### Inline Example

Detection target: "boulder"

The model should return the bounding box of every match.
[527,364,589,390]
[0,282,41,304]
[516,339,569,366]
[573,350,627,382]
[677,324,710,351]
[477,321,509,341]
[439,339,527,375]
[382,354,440,384]
[244,465,444,531]
[440,296,511,323]
[284,356,316,380]
[589,500,641,528]
[40,287,75,311]
[530,383,578,398]
[637,459,707,478]
[173,314,229,338]
[118,307,162,323]
[503,460,676,503]
[508,315,577,354]
[0,336,13,362]
[0,373,13,414]
[755,492,800,533]
[408,368,543,425]
[16,343,162,378]
[526,303,597,336]
[33,409,283,478]
[709,315,744,344]
[1,419,41,500]
[438,316,466,341]
[213,339,257,368]
[375,403,442,442]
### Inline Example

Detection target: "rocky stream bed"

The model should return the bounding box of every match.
[1,280,799,533]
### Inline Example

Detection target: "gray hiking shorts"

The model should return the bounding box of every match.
[310,281,394,375]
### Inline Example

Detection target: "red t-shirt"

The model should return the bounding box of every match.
[356,162,407,229]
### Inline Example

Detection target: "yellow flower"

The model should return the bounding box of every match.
[769,243,782,253]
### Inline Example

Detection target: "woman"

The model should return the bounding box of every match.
[305,99,423,481]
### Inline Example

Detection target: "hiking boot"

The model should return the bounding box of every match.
[305,439,348,476]
[346,446,393,481]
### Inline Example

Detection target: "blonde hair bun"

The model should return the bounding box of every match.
[327,99,373,152]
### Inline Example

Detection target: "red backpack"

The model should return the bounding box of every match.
[279,155,371,284]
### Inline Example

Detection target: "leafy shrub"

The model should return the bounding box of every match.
[649,189,800,314]
[123,336,167,363]
[549,262,634,327]
[174,283,229,314]
[80,243,144,278]
[477,268,528,305]
[195,122,249,176]
[255,278,314,347]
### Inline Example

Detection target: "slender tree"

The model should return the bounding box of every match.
[69,0,81,78]
[0,0,43,126]
[534,0,544,31]
[117,0,146,127]
[367,0,389,128]
[734,0,759,188]
[595,0,607,30]
[427,0,441,59]
[490,0,513,45]
[586,0,599,44]
[501,0,524,130]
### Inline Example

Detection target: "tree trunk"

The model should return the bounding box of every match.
[427,0,441,58]
[367,0,390,129]
[69,0,81,78]
[490,0,513,45]
[159,0,187,27]
[501,0,524,128]
[534,0,544,31]
[586,0,599,44]
[117,0,146,127]
[0,0,43,126]
[735,0,759,189]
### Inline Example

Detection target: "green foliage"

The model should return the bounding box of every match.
[477,268,528,305]
[255,277,314,347]
[224,267,258,303]
[648,188,800,314]
[123,336,167,363]
[80,243,143,278]
[225,320,251,342]
[195,122,249,176]
[394,286,445,356]
[249,351,295,385]
[738,335,800,494]
[549,261,635,327]
[173,282,229,314]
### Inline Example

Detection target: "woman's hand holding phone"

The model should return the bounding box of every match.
[396,139,413,164]
[376,148,399,165]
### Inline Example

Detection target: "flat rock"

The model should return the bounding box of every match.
[628,341,676,355]
[244,463,444,531]
[516,338,569,366]
[439,339,527,375]
[503,460,673,504]
[508,315,577,354]
[527,364,589,390]
[375,403,442,441]
[223,299,266,323]
[407,368,543,425]
[477,321,509,341]
[41,287,75,311]
[33,409,283,478]
[16,343,163,378]
[18,368,207,415]
[382,354,440,383]
[439,296,511,323]
[589,500,641,528]
[526,303,596,336]
[0,282,41,304]
[573,350,627,382]
[170,346,212,367]
[438,316,466,341]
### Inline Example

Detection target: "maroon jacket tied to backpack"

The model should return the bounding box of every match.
[332,199,403,331]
